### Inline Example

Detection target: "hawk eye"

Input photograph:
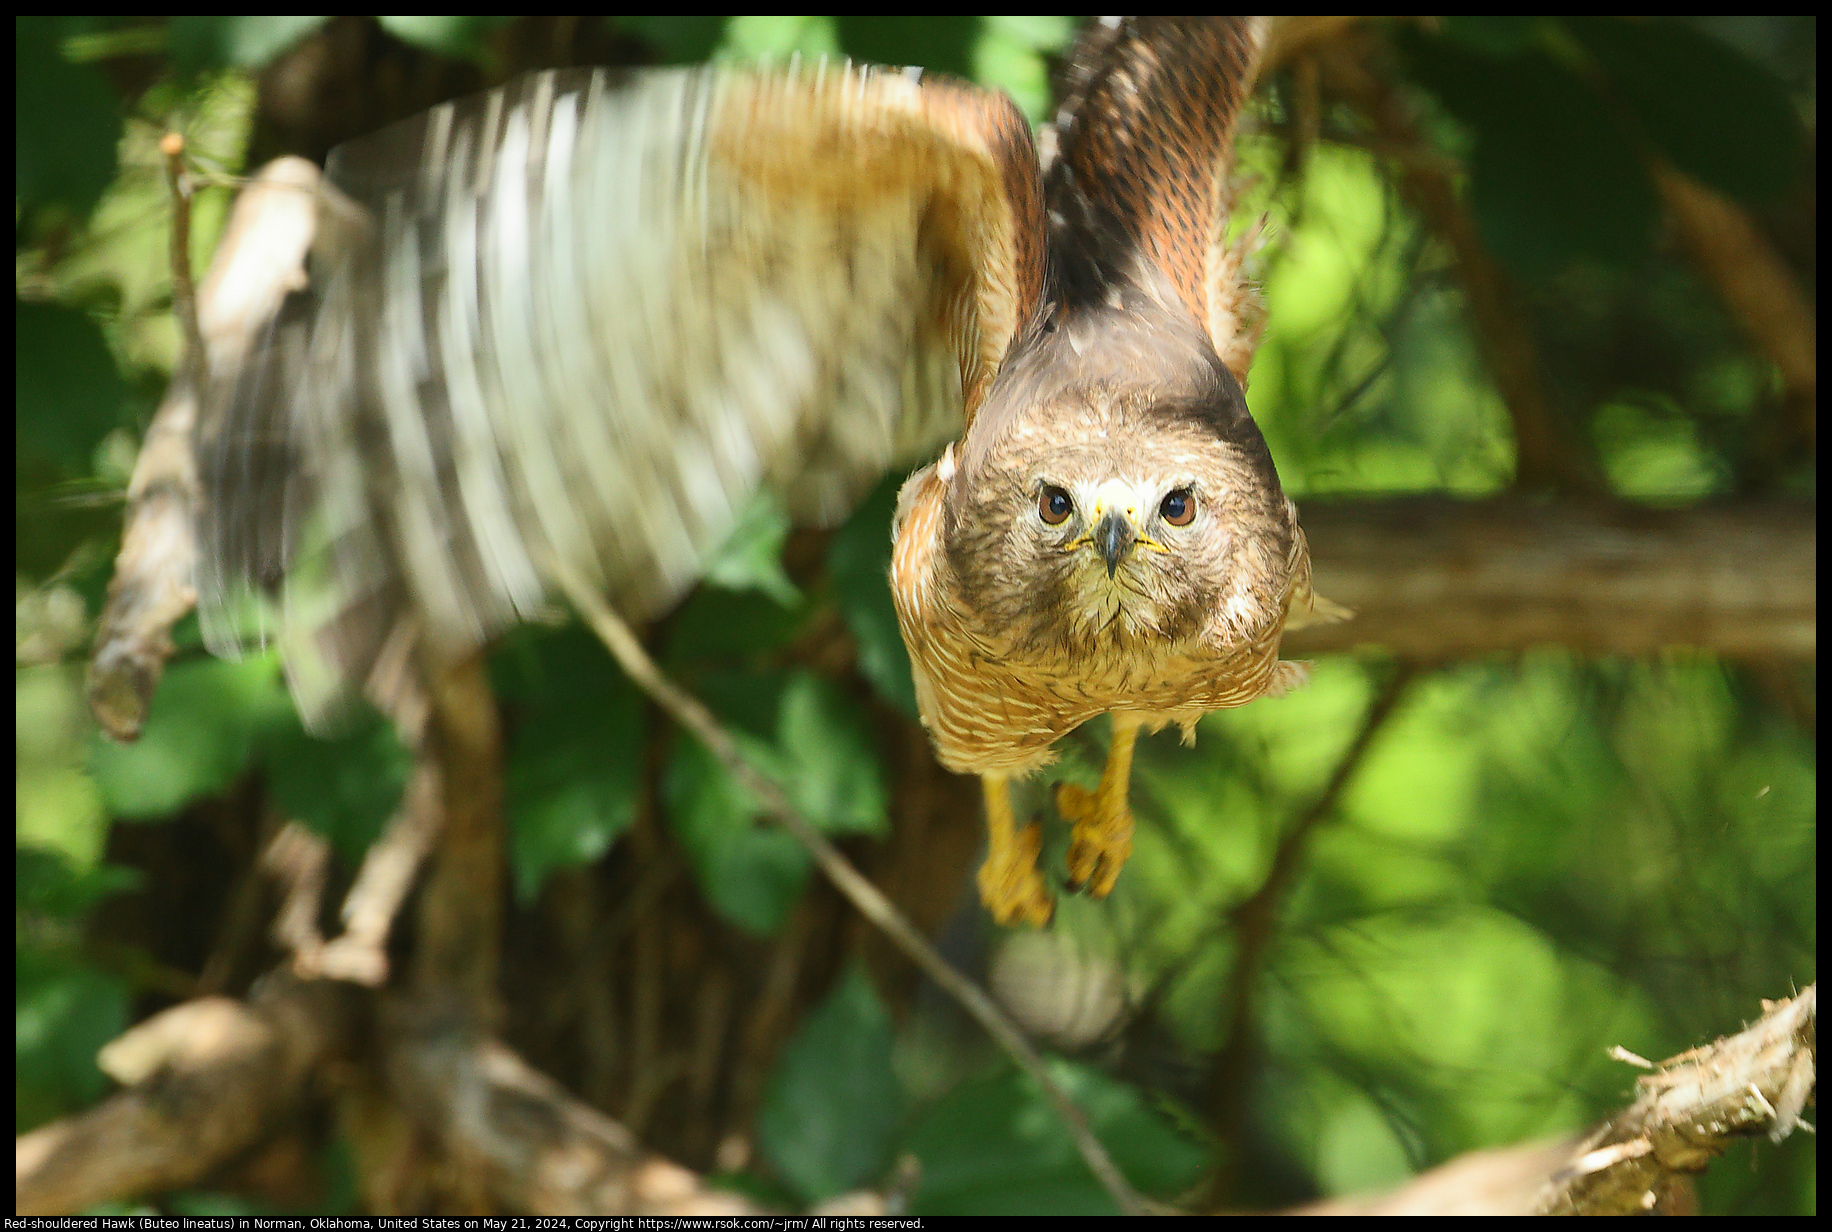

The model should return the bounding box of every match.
[1039,485,1074,525]
[1160,488,1196,526]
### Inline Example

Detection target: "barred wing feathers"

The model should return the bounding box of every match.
[1047,16,1269,384]
[196,63,1046,725]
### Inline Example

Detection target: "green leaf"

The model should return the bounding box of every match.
[15,766,108,873]
[1439,16,1547,58]
[664,735,810,935]
[759,966,903,1202]
[777,672,888,836]
[663,667,886,932]
[1568,17,1805,205]
[665,584,810,662]
[168,16,331,72]
[16,301,128,479]
[702,489,801,608]
[904,1059,1208,1215]
[616,16,729,65]
[261,709,412,864]
[15,947,128,1133]
[88,654,294,819]
[699,669,888,834]
[973,16,1076,123]
[828,473,918,718]
[494,625,646,902]
[16,848,141,921]
[837,15,977,77]
[15,17,120,224]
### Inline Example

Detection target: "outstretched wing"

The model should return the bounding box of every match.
[195,63,1046,725]
[1046,16,1269,384]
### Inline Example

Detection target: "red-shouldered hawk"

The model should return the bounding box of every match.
[173,16,1334,928]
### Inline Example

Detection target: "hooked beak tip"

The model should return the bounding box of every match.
[1095,511,1135,577]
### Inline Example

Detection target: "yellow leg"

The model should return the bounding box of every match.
[1057,712,1142,898]
[977,773,1054,927]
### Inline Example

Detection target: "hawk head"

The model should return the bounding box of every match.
[940,289,1301,670]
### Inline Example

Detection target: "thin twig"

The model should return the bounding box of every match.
[263,820,331,968]
[158,133,208,397]
[316,761,444,986]
[547,558,1153,1217]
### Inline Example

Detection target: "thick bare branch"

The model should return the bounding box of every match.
[382,1005,765,1217]
[1293,985,1815,1215]
[88,156,320,741]
[14,976,361,1216]
[1286,496,1815,661]
[411,652,506,1028]
[13,975,772,1217]
[1537,984,1816,1215]
[1298,1137,1586,1216]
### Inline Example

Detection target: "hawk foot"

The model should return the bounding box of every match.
[977,820,1055,928]
[1057,782,1133,898]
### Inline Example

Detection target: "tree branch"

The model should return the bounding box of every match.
[14,976,362,1216]
[88,156,320,741]
[1652,161,1816,454]
[546,556,1155,1217]
[411,652,506,1028]
[1536,984,1816,1215]
[1287,496,1815,661]
[1291,984,1815,1214]
[13,975,771,1218]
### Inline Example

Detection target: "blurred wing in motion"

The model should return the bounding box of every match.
[195,63,1046,725]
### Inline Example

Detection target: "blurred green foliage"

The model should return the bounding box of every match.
[15,15,1814,1216]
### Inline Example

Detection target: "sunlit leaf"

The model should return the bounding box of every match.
[973,15,1076,123]
[377,15,511,65]
[717,15,840,63]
